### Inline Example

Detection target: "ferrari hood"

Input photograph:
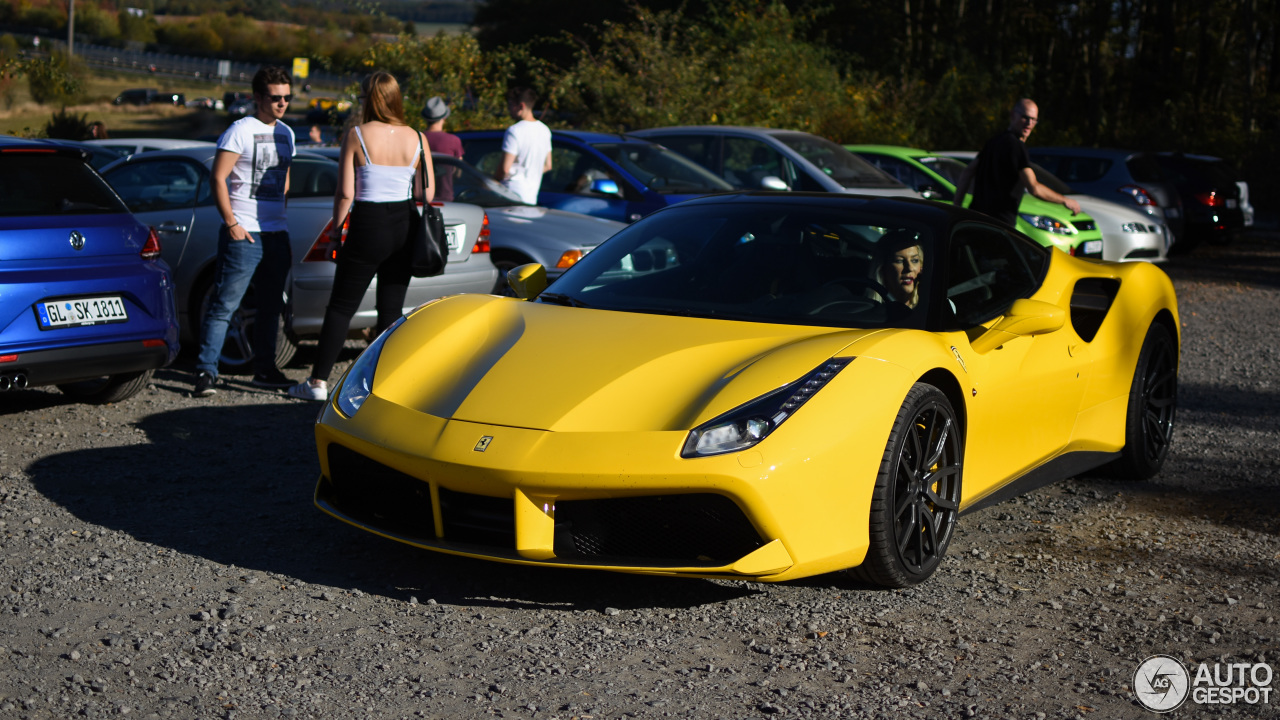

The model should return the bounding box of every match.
[371,294,884,433]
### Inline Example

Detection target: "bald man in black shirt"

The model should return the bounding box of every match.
[954,98,1080,227]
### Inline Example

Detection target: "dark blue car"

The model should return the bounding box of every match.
[0,138,179,403]
[455,129,734,223]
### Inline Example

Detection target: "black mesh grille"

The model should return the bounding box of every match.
[321,444,435,539]
[554,494,764,566]
[438,488,515,548]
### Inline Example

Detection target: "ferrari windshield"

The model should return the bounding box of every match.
[545,201,936,330]
[771,132,904,189]
[591,142,734,194]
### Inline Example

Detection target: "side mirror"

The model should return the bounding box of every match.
[759,175,789,191]
[590,178,621,196]
[970,298,1065,354]
[507,263,547,300]
[919,184,952,201]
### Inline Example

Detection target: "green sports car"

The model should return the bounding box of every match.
[847,145,1103,258]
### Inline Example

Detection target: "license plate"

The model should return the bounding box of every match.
[446,224,465,253]
[36,296,129,329]
[1082,240,1103,256]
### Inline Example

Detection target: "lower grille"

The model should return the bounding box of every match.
[1124,248,1160,259]
[438,488,514,548]
[322,444,434,539]
[554,494,764,566]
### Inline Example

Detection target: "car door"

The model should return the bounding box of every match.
[535,142,635,222]
[943,224,1090,501]
[101,157,204,273]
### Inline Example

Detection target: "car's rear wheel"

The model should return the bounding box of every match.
[193,274,296,374]
[57,369,154,404]
[1109,322,1177,479]
[856,383,963,588]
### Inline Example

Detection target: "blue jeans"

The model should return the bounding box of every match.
[196,225,292,377]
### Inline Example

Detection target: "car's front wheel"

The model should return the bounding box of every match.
[856,383,963,588]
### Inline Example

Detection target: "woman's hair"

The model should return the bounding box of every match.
[359,71,406,126]
[878,242,925,309]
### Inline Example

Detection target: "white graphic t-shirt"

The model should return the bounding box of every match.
[500,119,552,205]
[218,116,295,232]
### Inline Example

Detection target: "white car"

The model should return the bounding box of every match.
[935,150,1170,262]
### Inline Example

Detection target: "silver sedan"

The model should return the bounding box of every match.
[100,147,496,372]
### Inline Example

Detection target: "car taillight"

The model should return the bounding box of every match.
[1195,191,1225,207]
[1117,185,1156,206]
[472,212,490,253]
[141,227,162,259]
[303,216,348,262]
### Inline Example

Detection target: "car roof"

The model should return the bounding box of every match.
[672,189,953,217]
[84,138,215,150]
[846,144,935,159]
[455,128,656,144]
[1029,146,1149,160]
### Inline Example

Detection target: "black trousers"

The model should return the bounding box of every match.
[312,199,413,381]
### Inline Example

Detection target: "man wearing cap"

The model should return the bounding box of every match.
[422,96,463,202]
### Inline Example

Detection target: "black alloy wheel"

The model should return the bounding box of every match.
[1112,322,1178,479]
[857,383,963,588]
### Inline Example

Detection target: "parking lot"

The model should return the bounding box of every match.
[1,232,1278,719]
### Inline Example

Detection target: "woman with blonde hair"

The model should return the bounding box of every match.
[290,71,435,401]
[876,230,925,309]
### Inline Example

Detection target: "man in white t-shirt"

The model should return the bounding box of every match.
[192,66,296,397]
[494,87,552,205]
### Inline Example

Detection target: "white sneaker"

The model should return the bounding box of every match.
[287,379,327,402]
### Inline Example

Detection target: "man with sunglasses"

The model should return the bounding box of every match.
[193,66,297,397]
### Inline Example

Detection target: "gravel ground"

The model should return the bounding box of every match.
[1,232,1278,720]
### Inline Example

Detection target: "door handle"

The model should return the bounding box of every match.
[156,221,188,233]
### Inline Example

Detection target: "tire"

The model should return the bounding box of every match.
[192,274,296,374]
[855,383,963,588]
[1108,323,1178,479]
[57,369,154,404]
[490,252,534,296]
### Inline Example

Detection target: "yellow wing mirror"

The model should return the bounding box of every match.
[507,263,547,300]
[970,298,1065,354]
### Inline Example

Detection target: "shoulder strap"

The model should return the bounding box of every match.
[415,132,431,200]
[353,125,371,165]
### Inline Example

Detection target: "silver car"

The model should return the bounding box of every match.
[632,126,918,197]
[100,147,496,372]
[430,154,625,291]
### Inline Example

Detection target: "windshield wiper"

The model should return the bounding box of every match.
[538,292,590,308]
[58,198,114,213]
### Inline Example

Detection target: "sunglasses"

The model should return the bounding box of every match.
[266,94,294,104]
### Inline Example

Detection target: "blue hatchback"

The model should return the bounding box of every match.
[455,129,734,223]
[0,138,178,403]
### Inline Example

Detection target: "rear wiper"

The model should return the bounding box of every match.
[538,292,590,308]
[58,198,113,212]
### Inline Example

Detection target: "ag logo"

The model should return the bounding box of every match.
[1135,655,1190,712]
[474,436,493,452]
[69,231,86,251]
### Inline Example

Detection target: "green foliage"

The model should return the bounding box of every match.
[24,52,85,106]
[361,32,517,131]
[44,107,91,140]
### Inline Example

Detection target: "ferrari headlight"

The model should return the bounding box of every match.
[682,358,852,458]
[335,315,407,417]
[1019,214,1078,235]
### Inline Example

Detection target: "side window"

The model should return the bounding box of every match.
[945,224,1046,327]
[102,159,204,213]
[655,135,719,175]
[288,157,339,199]
[460,138,504,176]
[544,144,617,196]
[863,156,952,199]
[723,137,786,189]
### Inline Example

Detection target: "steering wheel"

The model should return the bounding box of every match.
[807,277,892,315]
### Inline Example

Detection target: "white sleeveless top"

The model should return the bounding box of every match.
[352,126,419,202]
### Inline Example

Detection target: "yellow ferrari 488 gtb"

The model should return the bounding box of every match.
[311,193,1179,588]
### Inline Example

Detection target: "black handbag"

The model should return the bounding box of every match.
[407,133,448,278]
